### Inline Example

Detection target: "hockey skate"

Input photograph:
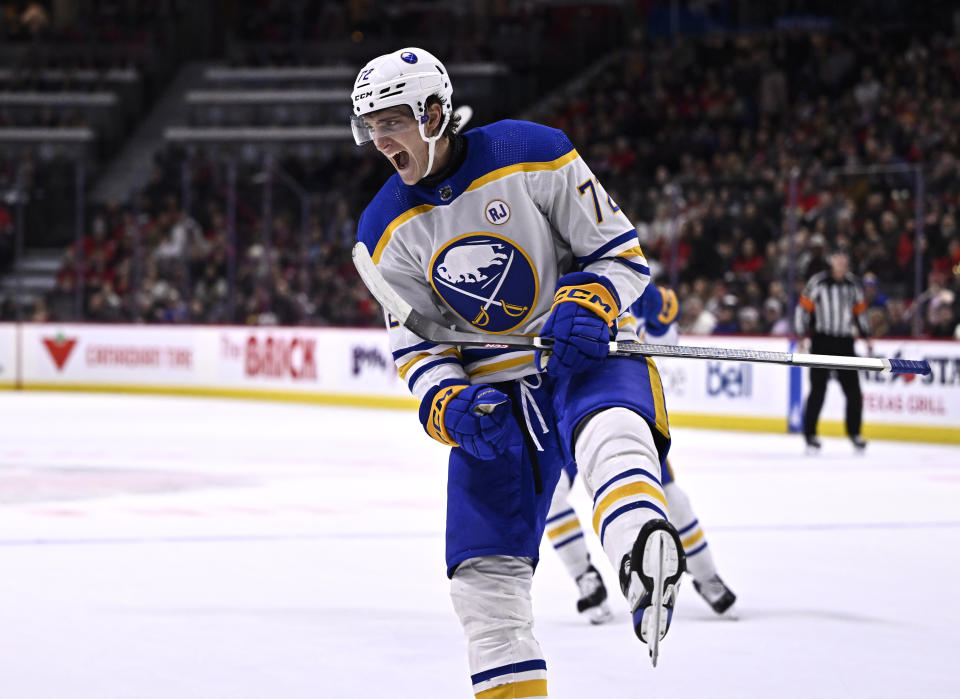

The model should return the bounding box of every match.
[804,435,822,454]
[575,564,613,625]
[850,434,867,452]
[619,519,686,667]
[692,574,737,615]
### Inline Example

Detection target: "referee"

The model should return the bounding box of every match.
[794,249,872,451]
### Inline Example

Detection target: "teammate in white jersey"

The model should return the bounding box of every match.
[546,284,736,623]
[352,48,685,695]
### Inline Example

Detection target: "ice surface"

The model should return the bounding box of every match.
[1,392,958,698]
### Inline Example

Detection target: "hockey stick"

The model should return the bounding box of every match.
[352,243,931,376]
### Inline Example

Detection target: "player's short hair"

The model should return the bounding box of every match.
[425,94,461,139]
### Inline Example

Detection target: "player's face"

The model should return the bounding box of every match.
[363,108,425,184]
[367,106,444,185]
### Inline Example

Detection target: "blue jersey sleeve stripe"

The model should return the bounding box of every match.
[611,256,651,276]
[575,229,638,266]
[407,356,462,391]
[392,340,437,361]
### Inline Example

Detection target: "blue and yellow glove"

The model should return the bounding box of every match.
[536,271,620,377]
[419,382,517,460]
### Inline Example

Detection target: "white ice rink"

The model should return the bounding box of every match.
[1,392,958,699]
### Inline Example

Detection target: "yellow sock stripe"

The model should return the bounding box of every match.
[681,529,705,549]
[475,679,548,699]
[547,518,581,540]
[592,481,667,535]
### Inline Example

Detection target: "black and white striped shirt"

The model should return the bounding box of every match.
[794,271,870,338]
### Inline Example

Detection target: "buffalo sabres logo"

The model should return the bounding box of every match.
[430,233,538,333]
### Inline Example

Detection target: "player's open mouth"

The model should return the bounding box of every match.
[392,151,410,171]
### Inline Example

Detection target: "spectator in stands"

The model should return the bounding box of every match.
[863,274,889,309]
[27,18,960,337]
[712,296,740,335]
[885,299,913,336]
[679,295,715,335]
[20,1,50,37]
[928,291,957,338]
[732,237,764,281]
[738,306,761,334]
[800,233,830,280]
[762,298,791,336]
[30,296,49,322]
[325,198,355,246]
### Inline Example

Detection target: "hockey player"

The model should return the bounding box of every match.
[546,283,736,623]
[352,48,686,695]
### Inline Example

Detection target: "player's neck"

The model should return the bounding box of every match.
[428,137,452,176]
[419,134,467,189]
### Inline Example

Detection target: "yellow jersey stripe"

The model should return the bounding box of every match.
[547,519,581,540]
[468,354,535,378]
[373,151,579,263]
[475,679,548,699]
[682,529,705,549]
[371,203,434,263]
[396,348,460,380]
[466,149,579,193]
[646,358,670,439]
[592,481,666,535]
[617,316,637,329]
[616,245,646,259]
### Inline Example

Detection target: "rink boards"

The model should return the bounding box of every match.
[0,323,956,444]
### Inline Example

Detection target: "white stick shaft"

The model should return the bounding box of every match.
[352,242,929,376]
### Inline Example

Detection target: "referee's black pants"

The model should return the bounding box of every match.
[803,333,863,438]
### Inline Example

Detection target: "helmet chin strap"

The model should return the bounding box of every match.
[425,138,438,179]
[419,111,451,181]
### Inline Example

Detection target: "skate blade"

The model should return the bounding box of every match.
[640,531,680,667]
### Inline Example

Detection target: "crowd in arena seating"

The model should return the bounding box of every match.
[32,22,960,339]
[43,143,386,326]
[531,25,960,338]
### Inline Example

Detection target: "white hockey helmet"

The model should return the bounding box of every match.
[350,48,453,174]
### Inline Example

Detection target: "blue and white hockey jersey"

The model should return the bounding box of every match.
[357,120,651,401]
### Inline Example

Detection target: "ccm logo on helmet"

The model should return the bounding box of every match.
[401,51,418,64]
[354,92,372,102]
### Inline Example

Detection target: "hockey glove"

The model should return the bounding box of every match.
[535,271,620,378]
[419,382,517,460]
